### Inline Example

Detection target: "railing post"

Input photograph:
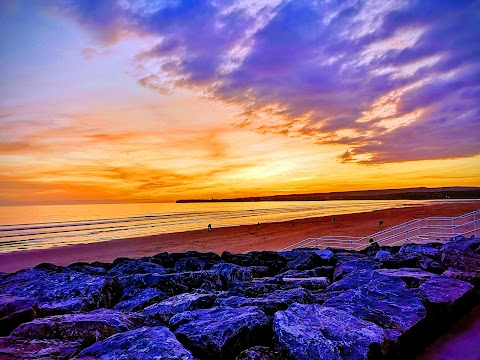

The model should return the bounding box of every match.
[441,219,443,241]
[475,212,477,238]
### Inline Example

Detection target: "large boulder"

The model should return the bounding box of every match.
[375,268,437,288]
[279,250,329,271]
[169,306,270,359]
[107,258,166,277]
[0,268,121,316]
[0,295,38,335]
[77,326,195,359]
[415,276,474,306]
[324,270,426,341]
[333,260,381,280]
[211,262,256,283]
[282,277,330,290]
[0,337,82,359]
[11,309,136,347]
[121,270,223,296]
[274,304,387,360]
[114,288,168,312]
[215,288,313,319]
[173,252,221,272]
[221,251,288,276]
[143,292,216,323]
[236,346,281,360]
[398,243,441,259]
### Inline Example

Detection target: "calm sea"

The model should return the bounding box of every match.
[0,200,455,253]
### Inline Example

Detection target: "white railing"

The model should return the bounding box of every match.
[280,209,479,252]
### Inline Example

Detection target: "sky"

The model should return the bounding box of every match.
[0,0,479,205]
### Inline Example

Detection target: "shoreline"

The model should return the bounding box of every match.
[0,201,478,273]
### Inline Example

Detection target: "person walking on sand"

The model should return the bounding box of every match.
[333,216,336,223]
[208,224,212,232]
[378,220,384,228]
[257,222,260,229]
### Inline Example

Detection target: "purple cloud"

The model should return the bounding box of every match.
[51,0,480,163]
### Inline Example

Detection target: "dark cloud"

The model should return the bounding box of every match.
[52,0,480,163]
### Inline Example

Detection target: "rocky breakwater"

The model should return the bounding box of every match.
[0,238,479,359]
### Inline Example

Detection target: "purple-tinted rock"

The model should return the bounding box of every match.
[282,276,330,290]
[399,243,441,259]
[375,250,392,261]
[143,292,215,323]
[11,309,135,346]
[274,304,387,360]
[0,337,82,359]
[211,262,257,282]
[375,268,437,288]
[279,250,328,271]
[77,326,195,359]
[215,288,313,319]
[0,268,121,316]
[276,266,335,281]
[122,270,223,296]
[325,271,426,341]
[221,251,288,276]
[333,260,381,280]
[170,306,270,359]
[114,287,168,312]
[236,346,281,360]
[0,295,38,335]
[415,276,473,305]
[441,237,480,254]
[107,258,166,277]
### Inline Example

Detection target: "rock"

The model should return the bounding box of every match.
[312,249,335,261]
[77,326,195,359]
[143,292,216,323]
[399,243,441,259]
[236,346,281,360]
[215,288,313,319]
[67,263,107,275]
[11,309,135,347]
[114,288,168,312]
[415,276,473,306]
[0,337,82,359]
[274,303,387,360]
[121,270,223,296]
[333,260,381,280]
[359,242,381,257]
[0,295,38,335]
[107,258,166,276]
[441,237,480,253]
[227,280,285,298]
[173,252,221,272]
[0,268,122,316]
[211,262,255,282]
[375,268,437,288]
[324,270,426,341]
[170,306,270,359]
[282,277,330,290]
[375,250,392,261]
[279,250,327,271]
[276,266,334,281]
[221,251,288,276]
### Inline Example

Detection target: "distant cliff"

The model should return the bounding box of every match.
[177,186,480,203]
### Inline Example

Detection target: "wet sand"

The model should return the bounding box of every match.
[1,201,478,273]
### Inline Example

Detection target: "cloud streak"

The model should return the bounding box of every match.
[48,0,480,163]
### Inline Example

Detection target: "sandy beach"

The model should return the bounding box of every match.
[0,201,478,273]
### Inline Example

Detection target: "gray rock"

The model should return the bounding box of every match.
[114,287,168,312]
[274,303,387,360]
[77,326,195,359]
[0,268,121,316]
[279,250,328,271]
[0,337,82,359]
[399,244,441,259]
[143,292,215,323]
[211,262,256,282]
[170,306,270,359]
[0,295,38,335]
[11,309,135,347]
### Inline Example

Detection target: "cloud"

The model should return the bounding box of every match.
[50,0,480,163]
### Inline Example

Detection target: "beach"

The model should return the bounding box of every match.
[0,201,478,273]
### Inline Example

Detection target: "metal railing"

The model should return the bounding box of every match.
[280,209,479,251]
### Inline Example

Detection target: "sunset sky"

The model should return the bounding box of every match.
[1,0,479,205]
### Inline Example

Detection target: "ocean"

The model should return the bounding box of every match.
[0,200,457,253]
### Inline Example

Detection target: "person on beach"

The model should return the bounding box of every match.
[333,216,336,223]
[208,224,212,232]
[378,220,384,228]
[257,222,260,229]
